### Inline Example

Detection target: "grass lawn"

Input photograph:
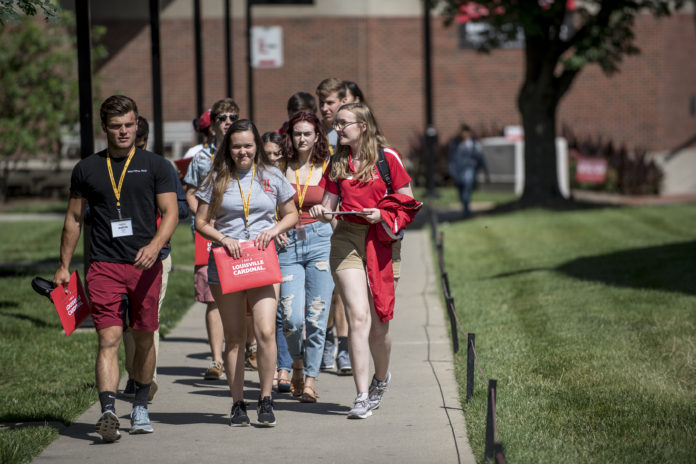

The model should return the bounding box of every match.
[438,203,696,463]
[0,221,195,464]
[413,185,518,209]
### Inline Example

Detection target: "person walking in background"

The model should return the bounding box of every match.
[183,98,240,381]
[53,95,178,441]
[262,131,284,168]
[262,130,293,393]
[278,92,317,136]
[343,80,365,104]
[448,123,490,218]
[316,78,348,154]
[277,111,334,403]
[183,109,215,159]
[121,116,189,401]
[195,119,298,427]
[309,102,418,419]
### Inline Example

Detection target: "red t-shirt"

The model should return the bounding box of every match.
[320,147,411,224]
[291,184,324,226]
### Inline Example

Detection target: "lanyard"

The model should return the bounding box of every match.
[294,161,315,215]
[235,163,256,230]
[106,145,136,219]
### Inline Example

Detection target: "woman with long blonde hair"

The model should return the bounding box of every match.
[309,102,415,419]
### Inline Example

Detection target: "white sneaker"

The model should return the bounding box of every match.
[347,393,372,419]
[368,372,391,410]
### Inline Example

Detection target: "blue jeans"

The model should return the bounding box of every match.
[277,221,334,378]
[276,304,292,371]
[456,167,476,216]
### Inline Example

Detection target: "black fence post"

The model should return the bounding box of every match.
[494,442,506,464]
[485,379,497,461]
[466,333,475,402]
[446,297,458,353]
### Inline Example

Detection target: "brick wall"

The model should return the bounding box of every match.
[94,12,696,157]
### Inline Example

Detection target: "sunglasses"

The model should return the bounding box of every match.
[217,113,239,122]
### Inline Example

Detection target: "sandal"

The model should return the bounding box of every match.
[290,368,304,397]
[300,385,317,403]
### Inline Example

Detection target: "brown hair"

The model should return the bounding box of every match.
[201,119,272,219]
[210,98,240,122]
[100,95,138,128]
[315,77,346,101]
[280,111,329,165]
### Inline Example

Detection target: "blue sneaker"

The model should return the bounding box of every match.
[336,337,352,375]
[129,405,154,434]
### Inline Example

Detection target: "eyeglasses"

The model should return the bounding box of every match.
[333,120,360,130]
[217,113,238,122]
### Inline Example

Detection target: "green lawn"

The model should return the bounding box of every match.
[0,220,195,464]
[438,204,696,463]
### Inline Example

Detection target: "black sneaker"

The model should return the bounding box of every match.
[256,396,276,427]
[230,400,250,427]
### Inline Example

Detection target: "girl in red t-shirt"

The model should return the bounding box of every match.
[310,102,414,419]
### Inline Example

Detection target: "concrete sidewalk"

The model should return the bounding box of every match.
[33,230,474,464]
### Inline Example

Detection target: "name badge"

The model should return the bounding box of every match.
[296,225,306,241]
[111,218,133,238]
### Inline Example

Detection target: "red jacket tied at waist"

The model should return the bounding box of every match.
[366,194,422,322]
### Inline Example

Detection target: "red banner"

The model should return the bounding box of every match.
[51,271,91,336]
[575,157,608,184]
[213,241,282,294]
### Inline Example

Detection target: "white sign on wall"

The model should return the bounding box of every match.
[251,26,283,68]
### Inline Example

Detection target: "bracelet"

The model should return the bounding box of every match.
[219,236,228,244]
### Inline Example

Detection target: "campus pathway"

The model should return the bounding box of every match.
[33,229,475,464]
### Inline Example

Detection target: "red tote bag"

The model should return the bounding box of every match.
[51,270,91,336]
[212,241,282,294]
[194,232,213,266]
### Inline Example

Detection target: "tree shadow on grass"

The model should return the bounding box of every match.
[485,240,696,296]
[555,240,696,296]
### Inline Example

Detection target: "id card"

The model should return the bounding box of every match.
[296,225,306,241]
[111,218,133,238]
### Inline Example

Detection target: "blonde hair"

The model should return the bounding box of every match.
[330,102,389,183]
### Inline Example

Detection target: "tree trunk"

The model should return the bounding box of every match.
[518,86,563,205]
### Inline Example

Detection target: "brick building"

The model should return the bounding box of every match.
[61,0,696,165]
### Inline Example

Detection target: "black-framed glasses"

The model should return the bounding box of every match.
[217,113,238,122]
[333,120,359,130]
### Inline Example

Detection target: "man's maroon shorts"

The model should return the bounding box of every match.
[86,261,162,331]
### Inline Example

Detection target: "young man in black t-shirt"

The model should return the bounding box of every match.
[53,95,178,442]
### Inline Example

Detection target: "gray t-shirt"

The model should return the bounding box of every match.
[183,144,215,188]
[196,166,295,240]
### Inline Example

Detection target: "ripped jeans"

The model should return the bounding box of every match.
[277,221,334,378]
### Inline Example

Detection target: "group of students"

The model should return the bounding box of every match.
[185,77,419,427]
[53,77,419,442]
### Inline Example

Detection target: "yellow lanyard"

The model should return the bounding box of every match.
[294,161,315,215]
[235,163,256,229]
[106,145,136,219]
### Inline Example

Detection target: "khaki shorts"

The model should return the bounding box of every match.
[330,220,401,278]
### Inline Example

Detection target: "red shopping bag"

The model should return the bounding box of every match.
[51,271,91,336]
[212,241,282,294]
[194,232,213,266]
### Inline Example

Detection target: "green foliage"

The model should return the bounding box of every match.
[440,204,696,462]
[0,10,107,160]
[0,0,59,25]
